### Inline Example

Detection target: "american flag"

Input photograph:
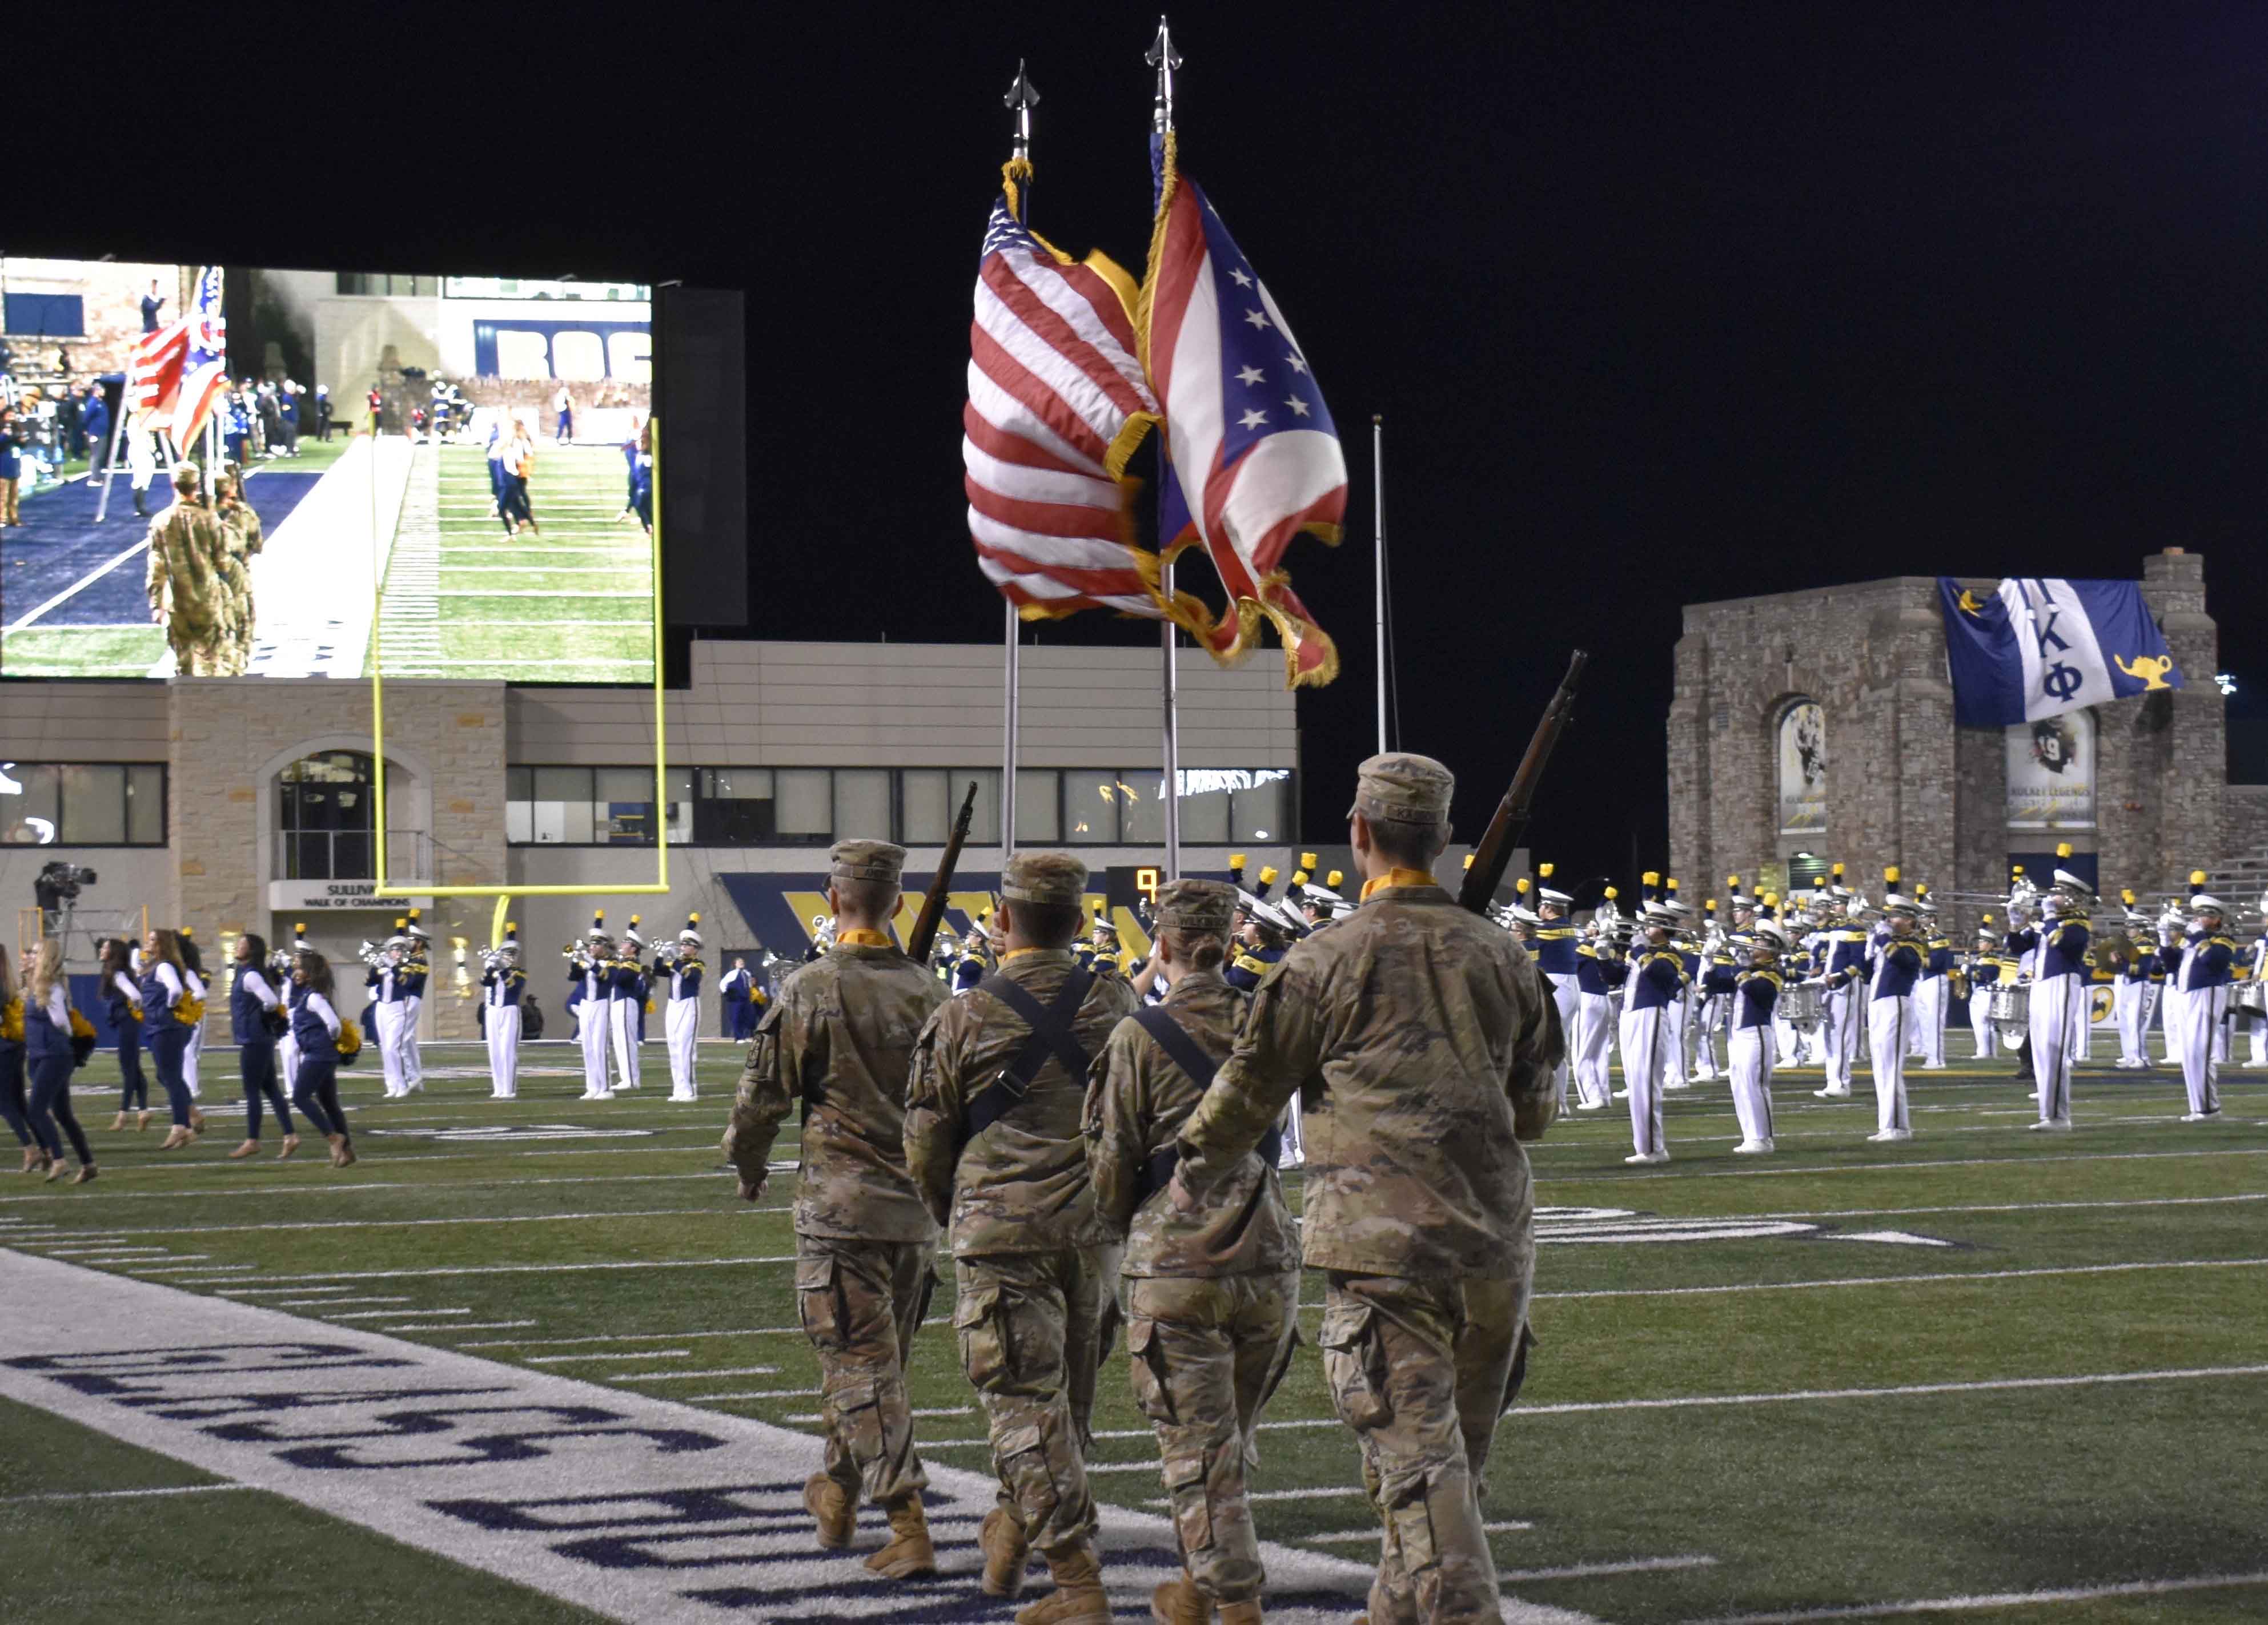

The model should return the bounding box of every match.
[170,266,227,454]
[963,192,1167,620]
[125,318,189,427]
[1142,133,1346,687]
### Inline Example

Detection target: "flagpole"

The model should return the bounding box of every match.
[1151,17,1183,881]
[1001,60,1039,864]
[1374,413,1387,753]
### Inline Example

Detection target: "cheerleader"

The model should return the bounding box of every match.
[226,934,297,1160]
[141,928,205,1149]
[179,929,209,1100]
[100,937,150,1131]
[288,950,356,1167]
[276,926,307,1099]
[25,942,95,1184]
[2,948,35,1173]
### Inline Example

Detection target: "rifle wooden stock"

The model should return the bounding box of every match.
[1458,650,1589,915]
[907,781,979,962]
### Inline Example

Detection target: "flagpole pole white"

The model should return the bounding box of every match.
[1151,17,1183,882]
[1374,412,1387,754]
[1000,61,1039,865]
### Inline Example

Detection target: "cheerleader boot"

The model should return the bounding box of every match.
[228,1139,260,1160]
[277,1134,299,1160]
[109,1112,129,1132]
[137,1109,152,1131]
[158,1125,195,1150]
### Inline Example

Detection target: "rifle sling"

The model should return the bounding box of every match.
[1129,1003,1282,1200]
[962,967,1095,1145]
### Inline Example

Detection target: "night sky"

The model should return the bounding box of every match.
[27,3,2268,881]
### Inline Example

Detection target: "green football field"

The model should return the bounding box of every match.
[3,1036,2265,1624]
[390,445,654,682]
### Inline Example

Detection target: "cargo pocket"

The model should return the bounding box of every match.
[1382,1466,1440,1572]
[1317,1303,1391,1430]
[796,1254,842,1350]
[831,1374,884,1464]
[954,1284,1009,1391]
[1124,1317,1174,1425]
[1163,1449,1214,1553]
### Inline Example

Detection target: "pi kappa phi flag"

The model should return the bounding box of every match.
[1938,576,2185,727]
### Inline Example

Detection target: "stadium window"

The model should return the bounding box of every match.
[898,770,952,844]
[1118,771,1163,845]
[595,767,655,845]
[526,767,597,844]
[692,767,774,844]
[1063,771,1121,844]
[1230,771,1291,843]
[774,771,833,842]
[278,753,373,879]
[1014,770,1058,843]
[834,770,891,844]
[1175,773,1234,845]
[0,762,168,848]
[664,769,694,844]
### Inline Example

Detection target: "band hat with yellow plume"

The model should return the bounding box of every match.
[2190,868,2226,917]
[1536,861,1572,910]
[1726,874,1750,910]
[500,922,520,959]
[678,912,703,947]
[586,910,611,944]
[405,907,431,943]
[1881,867,1919,918]
[2049,843,2093,899]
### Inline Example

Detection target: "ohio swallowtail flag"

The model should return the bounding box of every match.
[1938,576,2185,727]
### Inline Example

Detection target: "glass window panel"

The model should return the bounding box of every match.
[1231,774,1289,843]
[126,765,164,845]
[775,770,832,837]
[1177,772,1232,844]
[900,770,949,844]
[1015,770,1058,843]
[1119,771,1164,846]
[954,770,1001,845]
[665,768,693,844]
[333,831,372,879]
[0,763,61,844]
[59,765,127,844]
[506,797,533,844]
[834,770,891,842]
[596,767,654,845]
[292,831,330,880]
[1063,771,1119,844]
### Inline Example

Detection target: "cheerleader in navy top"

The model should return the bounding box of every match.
[227,933,296,1160]
[179,930,210,1101]
[23,942,95,1182]
[100,937,150,1128]
[2,947,35,1172]
[141,928,204,1148]
[288,950,356,1168]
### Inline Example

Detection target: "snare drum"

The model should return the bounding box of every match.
[1989,984,2031,1032]
[1779,983,1823,1030]
[2233,982,2268,1017]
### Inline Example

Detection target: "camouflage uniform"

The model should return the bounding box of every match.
[903,852,1138,1566]
[1087,878,1299,1614]
[144,482,230,677]
[1177,755,1561,1625]
[724,842,945,1515]
[214,482,263,675]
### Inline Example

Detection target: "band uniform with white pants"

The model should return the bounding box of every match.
[2174,895,2234,1121]
[1531,879,1581,1112]
[399,918,431,1091]
[481,931,525,1100]
[365,943,411,1098]
[666,915,706,1101]
[574,916,615,1100]
[1572,932,1624,1111]
[609,923,647,1092]
[1914,916,1952,1068]
[2029,869,2093,1130]
[1619,908,1688,1164]
[1724,929,1785,1153]
[2113,916,2153,1069]
[1864,888,1922,1143]
[1818,911,1867,1098]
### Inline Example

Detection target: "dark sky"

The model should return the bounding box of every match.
[28,3,2268,880]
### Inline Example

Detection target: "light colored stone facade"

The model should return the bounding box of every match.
[1668,549,2229,934]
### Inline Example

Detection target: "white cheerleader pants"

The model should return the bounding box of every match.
[1727,1024,1775,1147]
[578,1003,612,1098]
[1866,994,1912,1136]
[400,995,424,1088]
[485,1004,520,1098]
[2029,974,2083,1126]
[1544,972,1579,1111]
[373,1001,406,1096]
[2177,984,2224,1116]
[1575,991,1615,1108]
[666,997,700,1099]
[608,998,643,1091]
[1619,1003,1669,1158]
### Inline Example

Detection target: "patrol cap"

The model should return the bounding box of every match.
[1001,850,1088,906]
[830,839,906,886]
[1348,751,1454,826]
[1154,878,1238,934]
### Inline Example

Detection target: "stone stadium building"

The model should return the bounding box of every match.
[1667,548,2268,927]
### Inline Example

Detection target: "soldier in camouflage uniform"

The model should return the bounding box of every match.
[144,464,230,677]
[1088,877,1297,1625]
[213,462,264,675]
[724,839,948,1581]
[1171,754,1561,1625]
[904,850,1139,1625]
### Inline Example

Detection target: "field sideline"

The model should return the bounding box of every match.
[3,1036,2265,1624]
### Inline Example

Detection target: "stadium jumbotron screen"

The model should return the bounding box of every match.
[0,260,654,683]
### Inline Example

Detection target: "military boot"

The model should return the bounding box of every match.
[863,1494,936,1580]
[802,1471,854,1550]
[980,1506,1031,1598]
[1014,1541,1110,1625]
[1151,1571,1214,1624]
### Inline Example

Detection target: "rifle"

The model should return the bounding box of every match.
[1458,650,1589,916]
[907,781,980,963]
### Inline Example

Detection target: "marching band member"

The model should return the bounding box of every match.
[575,916,615,1100]
[2028,854,2092,1131]
[1226,898,1291,992]
[1816,869,1867,1099]
[609,916,646,1092]
[1772,894,1807,1068]
[1660,877,1695,1091]
[2155,881,2199,1065]
[2245,894,2268,1069]
[1864,883,1922,1143]
[1572,894,1625,1110]
[400,911,431,1091]
[667,915,705,1101]
[2003,876,2041,1088]
[1619,900,1688,1164]
[2112,895,2154,1069]
[482,926,525,1100]
[721,956,758,1040]
[1966,921,2004,1060]
[1916,889,1953,1069]
[1689,891,1732,1084]
[1725,924,1786,1153]
[226,932,295,1160]
[366,928,411,1099]
[2174,890,2233,1121]
[1532,865,1581,1107]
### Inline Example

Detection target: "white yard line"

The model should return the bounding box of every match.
[1692,1568,2268,1622]
[0,1483,250,1506]
[1305,1522,1553,1546]
[680,1387,816,1402]
[611,1365,778,1383]
[2,537,152,634]
[157,1254,799,1287]
[525,1350,691,1364]
[1516,1362,2268,1418]
[1575,1144,2268,1182]
[1534,1256,2268,1302]
[1765,1192,2268,1221]
[380,1321,536,1333]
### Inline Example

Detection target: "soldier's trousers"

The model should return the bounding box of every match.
[953,1244,1121,1555]
[1124,1268,1301,1604]
[1318,1270,1528,1625]
[797,1233,934,1508]
[167,620,226,676]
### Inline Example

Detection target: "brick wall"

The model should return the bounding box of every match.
[1,261,189,377]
